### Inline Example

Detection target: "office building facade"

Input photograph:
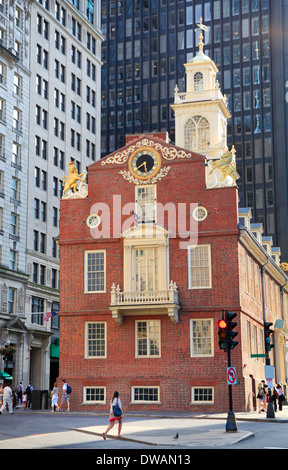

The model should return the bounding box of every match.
[100,0,288,258]
[0,0,102,390]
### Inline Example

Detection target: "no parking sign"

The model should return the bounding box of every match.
[227,367,237,385]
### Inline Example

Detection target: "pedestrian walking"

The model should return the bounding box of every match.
[271,386,278,412]
[276,383,285,411]
[103,391,124,440]
[0,383,14,415]
[25,382,33,409]
[17,381,23,404]
[22,392,27,410]
[59,379,70,412]
[51,382,60,412]
[12,387,17,409]
[256,381,267,413]
[0,384,3,407]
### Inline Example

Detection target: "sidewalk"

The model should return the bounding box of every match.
[12,405,288,447]
[69,406,288,447]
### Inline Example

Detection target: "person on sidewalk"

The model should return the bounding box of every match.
[256,381,267,413]
[17,381,23,404]
[22,392,27,410]
[25,382,33,409]
[0,383,14,415]
[59,379,70,412]
[276,383,285,411]
[51,382,60,412]
[103,391,124,440]
[271,386,278,412]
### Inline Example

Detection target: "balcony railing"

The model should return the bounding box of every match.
[109,282,180,325]
[174,88,225,104]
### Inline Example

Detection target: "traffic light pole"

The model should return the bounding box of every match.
[226,347,238,432]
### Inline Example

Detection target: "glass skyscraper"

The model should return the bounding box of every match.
[100,0,288,258]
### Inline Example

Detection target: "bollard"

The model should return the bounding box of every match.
[266,395,275,418]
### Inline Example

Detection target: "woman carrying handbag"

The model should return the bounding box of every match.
[103,390,124,440]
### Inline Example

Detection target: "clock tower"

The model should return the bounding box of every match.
[171,19,231,161]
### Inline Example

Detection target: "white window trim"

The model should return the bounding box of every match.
[84,250,106,293]
[131,386,161,404]
[122,225,169,292]
[191,386,214,405]
[187,244,212,289]
[135,184,157,224]
[190,318,214,358]
[82,386,106,405]
[84,321,107,359]
[135,319,161,358]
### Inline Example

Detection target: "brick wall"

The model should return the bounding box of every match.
[58,136,250,413]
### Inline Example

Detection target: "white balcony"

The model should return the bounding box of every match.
[174,88,225,104]
[109,281,180,326]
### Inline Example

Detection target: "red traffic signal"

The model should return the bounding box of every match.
[218,319,228,329]
[218,318,229,350]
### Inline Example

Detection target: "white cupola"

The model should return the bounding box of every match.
[171,19,231,160]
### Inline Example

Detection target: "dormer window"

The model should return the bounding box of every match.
[194,72,203,91]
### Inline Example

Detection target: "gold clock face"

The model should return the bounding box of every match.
[128,147,161,180]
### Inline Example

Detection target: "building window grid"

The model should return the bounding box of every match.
[190,319,213,357]
[188,244,212,289]
[136,320,160,358]
[85,251,106,292]
[100,1,274,236]
[191,387,214,404]
[132,386,160,403]
[86,322,106,358]
[84,387,106,403]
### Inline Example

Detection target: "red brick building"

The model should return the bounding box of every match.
[58,132,288,413]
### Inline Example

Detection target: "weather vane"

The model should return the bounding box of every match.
[195,17,208,33]
[194,18,208,52]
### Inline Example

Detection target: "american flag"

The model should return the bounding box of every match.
[44,311,57,321]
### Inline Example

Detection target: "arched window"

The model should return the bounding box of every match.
[184,115,210,151]
[194,72,203,91]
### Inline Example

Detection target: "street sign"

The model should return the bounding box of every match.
[250,354,266,358]
[227,367,237,385]
[265,365,274,379]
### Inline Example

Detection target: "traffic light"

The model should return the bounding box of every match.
[225,310,238,350]
[218,318,229,350]
[264,322,274,352]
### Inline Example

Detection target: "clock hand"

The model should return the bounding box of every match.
[136,161,147,172]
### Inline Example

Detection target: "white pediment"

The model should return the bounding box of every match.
[121,223,169,241]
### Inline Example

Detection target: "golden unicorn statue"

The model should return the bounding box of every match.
[62,161,86,197]
[209,148,240,184]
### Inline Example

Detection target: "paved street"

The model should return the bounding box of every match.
[0,406,288,455]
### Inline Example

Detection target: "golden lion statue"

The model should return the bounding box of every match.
[62,161,86,197]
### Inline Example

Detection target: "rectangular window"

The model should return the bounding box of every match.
[85,322,106,358]
[191,387,214,404]
[8,288,16,314]
[190,319,213,357]
[135,185,156,224]
[136,320,160,357]
[132,386,160,403]
[85,250,106,292]
[32,296,44,325]
[188,244,212,289]
[83,387,106,404]
[133,247,158,292]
